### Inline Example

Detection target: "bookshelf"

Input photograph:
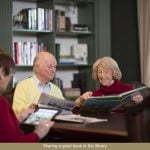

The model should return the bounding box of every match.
[54,0,95,92]
[0,0,95,93]
[12,0,53,66]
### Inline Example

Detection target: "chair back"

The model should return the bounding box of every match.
[125,82,150,142]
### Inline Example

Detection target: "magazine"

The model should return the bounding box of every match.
[38,93,76,111]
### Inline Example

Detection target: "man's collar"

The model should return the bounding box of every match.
[32,75,51,87]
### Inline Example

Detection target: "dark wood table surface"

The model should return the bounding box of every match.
[21,112,128,142]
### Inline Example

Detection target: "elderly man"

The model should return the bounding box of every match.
[13,51,64,116]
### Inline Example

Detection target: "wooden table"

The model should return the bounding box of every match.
[21,113,128,142]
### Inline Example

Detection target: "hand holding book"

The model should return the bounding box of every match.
[76,91,93,106]
[84,86,147,111]
[76,86,147,107]
[89,86,147,101]
[130,91,143,104]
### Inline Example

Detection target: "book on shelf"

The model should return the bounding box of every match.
[80,86,148,114]
[13,7,53,31]
[54,77,63,90]
[63,88,81,99]
[55,43,60,63]
[59,10,66,32]
[72,24,89,32]
[59,55,75,64]
[71,43,88,64]
[72,72,87,94]
[13,41,47,65]
[55,9,66,32]
[65,17,71,31]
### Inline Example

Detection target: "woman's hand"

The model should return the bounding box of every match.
[75,91,93,106]
[81,91,93,101]
[18,103,38,123]
[34,119,55,139]
[131,94,143,104]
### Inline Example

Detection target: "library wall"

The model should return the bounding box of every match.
[12,0,93,91]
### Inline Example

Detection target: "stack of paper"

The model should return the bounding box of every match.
[55,114,108,123]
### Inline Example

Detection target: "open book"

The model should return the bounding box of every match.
[38,93,76,111]
[89,86,147,101]
[79,86,148,115]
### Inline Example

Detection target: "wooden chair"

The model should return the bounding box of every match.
[125,82,150,142]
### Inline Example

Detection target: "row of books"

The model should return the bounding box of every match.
[13,42,88,65]
[13,41,47,65]
[13,8,53,31]
[13,7,90,33]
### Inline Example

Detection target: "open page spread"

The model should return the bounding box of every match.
[88,86,147,100]
[38,93,76,111]
[80,86,148,114]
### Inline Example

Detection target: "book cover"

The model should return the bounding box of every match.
[71,44,88,64]
[89,86,147,101]
[72,72,87,94]
[80,86,148,115]
[63,88,81,99]
[59,55,75,64]
[55,43,60,63]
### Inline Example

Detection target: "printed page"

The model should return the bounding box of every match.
[89,86,147,101]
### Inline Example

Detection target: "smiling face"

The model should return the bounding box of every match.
[92,57,122,84]
[34,52,57,84]
[38,56,57,82]
[97,65,114,86]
